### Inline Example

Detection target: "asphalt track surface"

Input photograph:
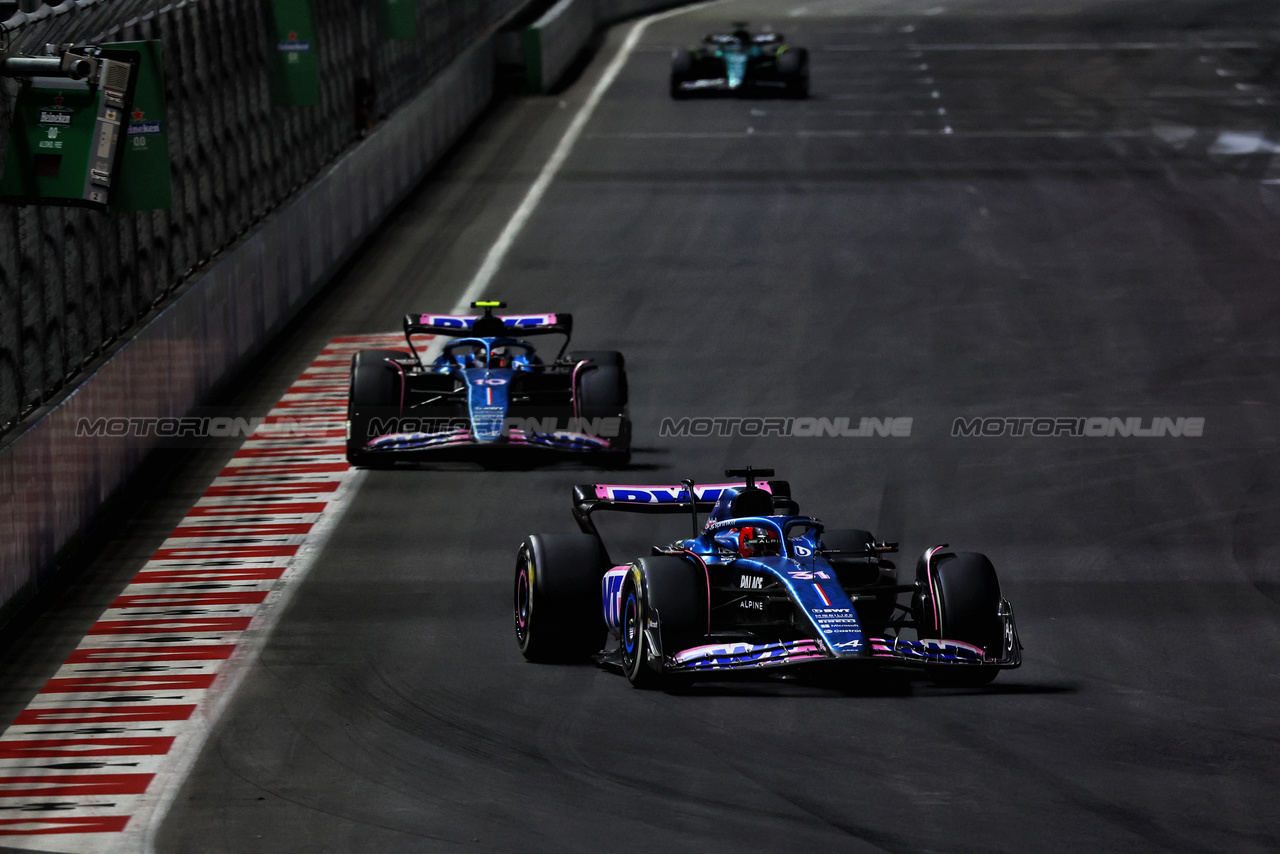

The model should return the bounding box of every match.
[5,0,1280,851]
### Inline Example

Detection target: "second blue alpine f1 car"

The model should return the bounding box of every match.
[346,301,629,467]
[514,469,1021,688]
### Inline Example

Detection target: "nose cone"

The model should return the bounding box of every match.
[463,369,509,442]
[726,53,748,88]
[759,556,866,658]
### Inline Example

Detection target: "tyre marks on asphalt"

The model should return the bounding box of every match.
[0,334,406,853]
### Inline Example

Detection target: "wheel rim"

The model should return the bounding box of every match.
[515,560,532,647]
[621,592,640,671]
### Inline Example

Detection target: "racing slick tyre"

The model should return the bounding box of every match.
[821,529,875,583]
[620,557,707,689]
[670,49,694,98]
[600,417,632,469]
[916,551,1002,687]
[822,529,895,626]
[346,349,408,468]
[821,528,873,553]
[576,363,628,418]
[566,350,624,368]
[777,47,809,98]
[515,534,609,662]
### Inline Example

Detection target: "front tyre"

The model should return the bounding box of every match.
[346,349,408,468]
[620,557,707,689]
[619,571,661,688]
[918,551,1004,686]
[670,49,694,99]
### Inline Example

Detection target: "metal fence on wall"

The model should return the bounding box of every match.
[0,0,521,438]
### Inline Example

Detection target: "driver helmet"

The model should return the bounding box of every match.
[738,525,780,558]
[489,346,512,369]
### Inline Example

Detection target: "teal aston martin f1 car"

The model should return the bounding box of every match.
[670,24,809,98]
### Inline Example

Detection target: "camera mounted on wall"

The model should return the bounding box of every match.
[0,35,139,209]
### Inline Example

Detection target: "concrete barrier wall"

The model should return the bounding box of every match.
[524,0,596,94]
[524,0,688,93]
[0,41,495,625]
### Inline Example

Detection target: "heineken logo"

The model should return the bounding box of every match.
[38,110,72,126]
[277,40,311,52]
[127,121,163,135]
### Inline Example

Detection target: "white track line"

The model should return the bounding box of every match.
[455,0,731,312]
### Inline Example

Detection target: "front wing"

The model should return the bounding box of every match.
[358,425,621,458]
[663,605,1022,675]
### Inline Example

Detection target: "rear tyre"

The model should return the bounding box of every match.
[566,350,624,368]
[918,551,1003,686]
[823,529,895,625]
[777,47,809,98]
[577,363,628,418]
[821,529,873,553]
[515,534,609,662]
[620,556,706,689]
[346,349,408,468]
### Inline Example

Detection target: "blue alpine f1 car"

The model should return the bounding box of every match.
[346,302,629,466]
[515,469,1021,688]
[670,24,809,98]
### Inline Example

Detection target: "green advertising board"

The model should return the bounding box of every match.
[0,81,98,204]
[269,0,321,106]
[379,0,418,40]
[0,50,139,210]
[105,40,172,211]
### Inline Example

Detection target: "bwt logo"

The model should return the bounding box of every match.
[951,416,1205,438]
[660,416,912,438]
[600,486,725,503]
[419,314,554,328]
[597,481,770,503]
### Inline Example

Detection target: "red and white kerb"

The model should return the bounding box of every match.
[0,334,405,852]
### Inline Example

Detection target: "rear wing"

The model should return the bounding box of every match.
[572,480,794,533]
[403,313,573,338]
[403,311,573,362]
